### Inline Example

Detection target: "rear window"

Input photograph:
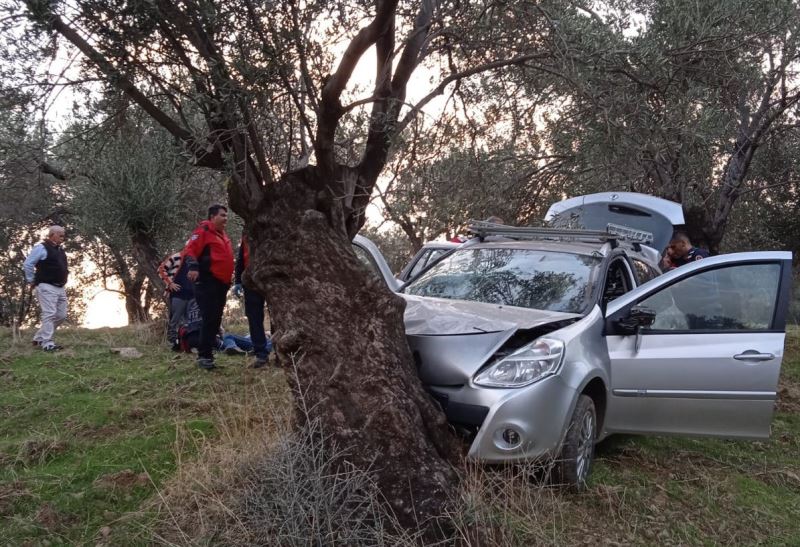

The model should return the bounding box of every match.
[403,248,600,313]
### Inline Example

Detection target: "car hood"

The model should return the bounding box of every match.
[402,294,580,335]
[401,294,581,385]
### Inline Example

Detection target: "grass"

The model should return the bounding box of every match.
[1,324,799,545]
[0,324,288,545]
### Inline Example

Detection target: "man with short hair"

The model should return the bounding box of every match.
[665,232,710,269]
[23,226,69,351]
[183,205,234,370]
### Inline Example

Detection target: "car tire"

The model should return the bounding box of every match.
[554,394,596,489]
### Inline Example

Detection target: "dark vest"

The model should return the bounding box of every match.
[34,241,69,286]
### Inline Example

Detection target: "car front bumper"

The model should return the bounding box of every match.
[429,373,578,463]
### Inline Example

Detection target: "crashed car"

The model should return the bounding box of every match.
[354,192,791,486]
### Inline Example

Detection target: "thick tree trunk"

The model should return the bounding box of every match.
[109,247,151,323]
[241,167,461,535]
[130,231,165,295]
[124,291,149,323]
[119,271,149,323]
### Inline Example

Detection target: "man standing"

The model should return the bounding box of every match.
[158,250,194,350]
[233,235,271,368]
[183,205,234,370]
[23,226,69,351]
[665,232,710,269]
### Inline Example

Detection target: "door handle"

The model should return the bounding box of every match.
[733,351,775,362]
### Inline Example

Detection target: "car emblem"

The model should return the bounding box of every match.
[611,193,619,201]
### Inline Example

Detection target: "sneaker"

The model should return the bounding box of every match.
[251,357,268,369]
[224,345,246,356]
[197,357,216,370]
[31,340,41,347]
[42,344,63,352]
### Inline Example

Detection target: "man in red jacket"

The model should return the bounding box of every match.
[184,204,234,370]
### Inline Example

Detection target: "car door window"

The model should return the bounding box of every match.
[603,259,634,304]
[352,244,383,281]
[638,263,781,331]
[407,250,433,280]
[632,259,658,284]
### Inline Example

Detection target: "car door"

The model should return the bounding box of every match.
[603,252,792,439]
[352,235,400,291]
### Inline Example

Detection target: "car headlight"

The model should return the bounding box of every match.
[473,338,565,388]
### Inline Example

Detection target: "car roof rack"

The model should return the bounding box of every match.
[466,220,654,246]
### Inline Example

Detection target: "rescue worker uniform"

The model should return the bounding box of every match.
[672,247,710,267]
[183,220,234,365]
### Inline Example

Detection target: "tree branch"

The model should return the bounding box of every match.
[315,0,399,173]
[397,52,549,134]
[31,7,224,169]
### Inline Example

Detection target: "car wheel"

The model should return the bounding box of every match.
[555,394,596,489]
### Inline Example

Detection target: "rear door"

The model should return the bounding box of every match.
[604,252,792,439]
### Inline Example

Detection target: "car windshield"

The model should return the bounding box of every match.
[403,248,600,313]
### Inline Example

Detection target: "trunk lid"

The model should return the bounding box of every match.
[545,192,685,253]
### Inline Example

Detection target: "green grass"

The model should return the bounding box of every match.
[0,325,285,545]
[2,325,799,545]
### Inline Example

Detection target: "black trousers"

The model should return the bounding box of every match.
[194,277,229,359]
[243,287,269,359]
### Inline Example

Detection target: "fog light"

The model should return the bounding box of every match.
[502,428,521,446]
[492,426,528,451]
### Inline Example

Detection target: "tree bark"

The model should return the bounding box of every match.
[242,167,462,535]
[123,283,150,323]
[130,231,166,297]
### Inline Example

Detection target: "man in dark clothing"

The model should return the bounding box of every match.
[183,204,234,370]
[232,235,270,368]
[179,298,272,356]
[158,250,194,350]
[23,226,69,351]
[665,232,710,269]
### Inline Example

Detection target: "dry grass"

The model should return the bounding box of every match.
[149,365,415,547]
[444,460,569,546]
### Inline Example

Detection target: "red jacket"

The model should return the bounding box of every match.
[183,220,234,284]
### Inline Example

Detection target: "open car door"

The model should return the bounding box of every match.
[352,235,400,291]
[603,252,792,439]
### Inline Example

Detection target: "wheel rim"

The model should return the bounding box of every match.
[575,410,595,482]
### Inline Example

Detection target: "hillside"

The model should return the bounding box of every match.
[1,325,798,544]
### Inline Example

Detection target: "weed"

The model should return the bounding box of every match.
[150,360,413,546]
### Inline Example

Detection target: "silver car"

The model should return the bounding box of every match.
[354,193,791,486]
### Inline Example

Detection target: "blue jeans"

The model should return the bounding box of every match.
[244,287,270,359]
[221,333,272,354]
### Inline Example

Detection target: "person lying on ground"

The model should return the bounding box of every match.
[177,298,273,367]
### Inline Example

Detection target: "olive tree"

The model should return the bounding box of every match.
[58,101,224,322]
[537,0,800,252]
[13,0,554,527]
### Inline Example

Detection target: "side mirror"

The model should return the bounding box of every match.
[616,305,656,334]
